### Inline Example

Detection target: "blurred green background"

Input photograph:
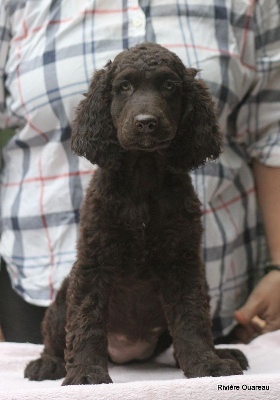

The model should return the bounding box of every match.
[0,128,14,150]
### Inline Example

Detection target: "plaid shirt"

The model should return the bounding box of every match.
[0,0,280,338]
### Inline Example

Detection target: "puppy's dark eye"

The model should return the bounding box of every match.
[120,82,132,92]
[163,80,175,91]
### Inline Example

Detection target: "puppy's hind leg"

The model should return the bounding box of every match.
[24,278,68,381]
[24,353,66,381]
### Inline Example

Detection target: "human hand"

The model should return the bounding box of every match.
[233,270,280,343]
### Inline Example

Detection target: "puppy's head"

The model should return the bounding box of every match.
[71,43,222,170]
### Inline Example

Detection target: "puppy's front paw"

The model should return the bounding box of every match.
[182,354,243,378]
[216,348,249,370]
[62,366,112,386]
[206,358,243,377]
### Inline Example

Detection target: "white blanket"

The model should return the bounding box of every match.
[0,331,280,400]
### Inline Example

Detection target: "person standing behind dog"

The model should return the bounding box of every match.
[0,0,280,344]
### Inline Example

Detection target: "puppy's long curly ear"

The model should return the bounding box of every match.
[168,69,223,171]
[71,63,122,169]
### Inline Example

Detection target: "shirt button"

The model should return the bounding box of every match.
[133,18,143,27]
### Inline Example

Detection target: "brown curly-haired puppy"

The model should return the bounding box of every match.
[25,43,248,385]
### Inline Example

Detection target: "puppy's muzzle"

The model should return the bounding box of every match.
[132,113,172,150]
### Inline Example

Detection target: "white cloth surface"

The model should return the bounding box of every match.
[0,330,280,399]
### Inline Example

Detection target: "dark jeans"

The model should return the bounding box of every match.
[0,260,47,343]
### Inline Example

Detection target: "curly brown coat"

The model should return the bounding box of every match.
[24,43,248,385]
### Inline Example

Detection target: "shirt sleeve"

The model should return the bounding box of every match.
[0,0,10,130]
[236,0,280,167]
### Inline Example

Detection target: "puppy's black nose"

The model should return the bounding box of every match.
[134,114,157,133]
